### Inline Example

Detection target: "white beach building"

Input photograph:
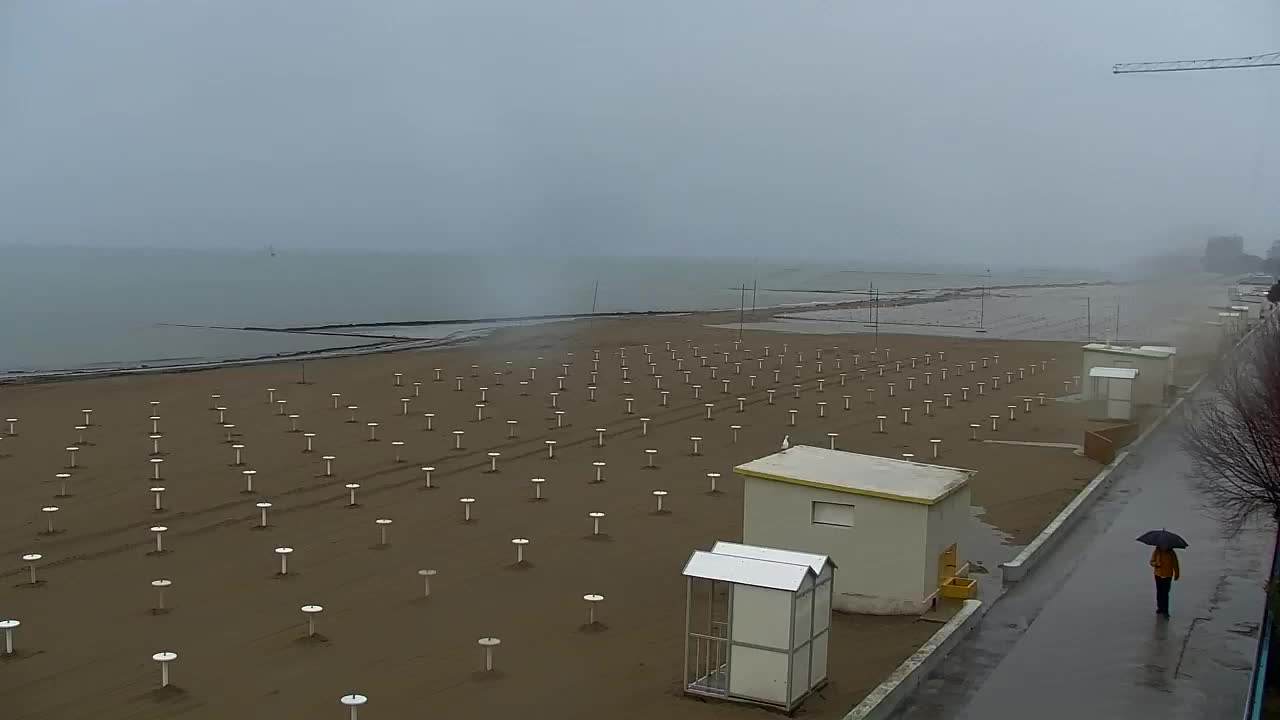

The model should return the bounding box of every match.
[681,542,835,712]
[1086,366,1139,421]
[1081,343,1173,408]
[733,446,976,615]
[1138,345,1177,389]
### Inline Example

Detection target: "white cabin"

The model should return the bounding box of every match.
[682,543,835,712]
[1087,366,1138,420]
[734,446,976,615]
[1081,343,1172,408]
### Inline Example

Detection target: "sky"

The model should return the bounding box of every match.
[2,1,1278,265]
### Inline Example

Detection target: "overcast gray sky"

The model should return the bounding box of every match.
[2,1,1277,264]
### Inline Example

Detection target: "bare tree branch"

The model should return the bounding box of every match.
[1183,316,1280,534]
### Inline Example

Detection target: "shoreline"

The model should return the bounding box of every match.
[0,334,462,385]
[0,280,1116,383]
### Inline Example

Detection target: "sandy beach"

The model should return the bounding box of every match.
[0,308,1151,719]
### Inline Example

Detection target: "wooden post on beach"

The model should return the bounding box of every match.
[22,553,42,586]
[341,694,368,720]
[478,638,501,673]
[0,619,19,656]
[255,502,271,528]
[419,569,437,597]
[738,283,746,341]
[652,490,670,514]
[148,525,168,553]
[152,652,177,688]
[55,472,72,498]
[583,593,605,626]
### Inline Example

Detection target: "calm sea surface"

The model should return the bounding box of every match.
[0,247,1106,373]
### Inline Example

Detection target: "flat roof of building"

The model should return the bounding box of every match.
[1089,366,1139,380]
[1081,343,1171,359]
[1139,345,1178,356]
[733,445,973,505]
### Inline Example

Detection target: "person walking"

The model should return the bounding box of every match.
[1150,546,1180,616]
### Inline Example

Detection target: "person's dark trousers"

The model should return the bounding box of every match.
[1155,576,1172,615]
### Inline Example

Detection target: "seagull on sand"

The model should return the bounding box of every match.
[781,435,790,451]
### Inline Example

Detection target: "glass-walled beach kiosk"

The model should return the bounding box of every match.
[682,543,834,713]
[734,445,976,615]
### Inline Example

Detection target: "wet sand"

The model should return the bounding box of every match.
[2,311,1106,719]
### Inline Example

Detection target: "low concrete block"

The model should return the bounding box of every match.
[842,599,983,720]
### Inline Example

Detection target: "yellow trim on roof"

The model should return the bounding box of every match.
[734,467,966,506]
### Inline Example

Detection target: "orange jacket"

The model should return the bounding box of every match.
[1151,548,1180,580]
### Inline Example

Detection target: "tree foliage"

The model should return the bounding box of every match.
[1183,317,1280,532]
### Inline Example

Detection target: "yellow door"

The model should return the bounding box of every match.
[938,544,958,587]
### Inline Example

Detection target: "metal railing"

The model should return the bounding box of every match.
[687,621,730,695]
[1242,533,1280,719]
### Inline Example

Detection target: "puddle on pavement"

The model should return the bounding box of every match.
[965,505,1021,602]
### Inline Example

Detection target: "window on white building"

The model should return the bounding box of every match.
[811,501,855,527]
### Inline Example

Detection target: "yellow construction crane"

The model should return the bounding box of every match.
[1113,50,1280,74]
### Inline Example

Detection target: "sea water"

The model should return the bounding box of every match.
[0,246,1103,373]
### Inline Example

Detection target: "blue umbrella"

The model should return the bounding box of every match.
[1136,529,1188,549]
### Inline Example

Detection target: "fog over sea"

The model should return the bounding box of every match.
[0,246,1109,374]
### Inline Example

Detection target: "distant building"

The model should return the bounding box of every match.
[1207,235,1244,257]
[1202,234,1261,274]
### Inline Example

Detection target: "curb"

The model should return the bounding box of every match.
[1000,352,1216,582]
[841,599,984,720]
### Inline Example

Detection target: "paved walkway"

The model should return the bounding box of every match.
[895,406,1274,720]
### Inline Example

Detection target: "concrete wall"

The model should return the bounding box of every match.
[1083,430,1116,464]
[924,487,972,597]
[743,477,928,614]
[842,600,984,720]
[1084,422,1143,462]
